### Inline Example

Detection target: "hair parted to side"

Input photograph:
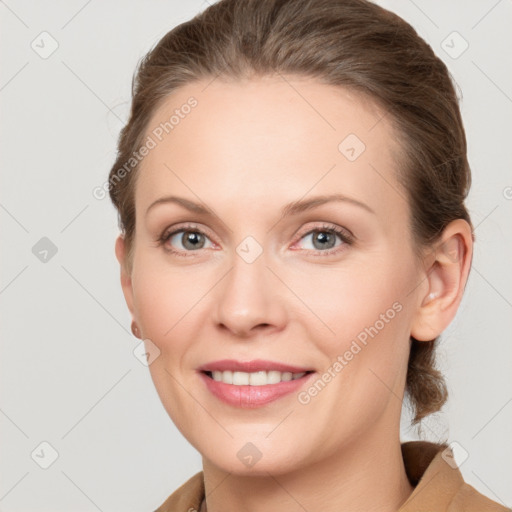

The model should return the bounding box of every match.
[108,0,473,425]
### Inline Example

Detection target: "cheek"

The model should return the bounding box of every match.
[132,272,173,339]
[129,261,209,430]
[293,265,413,426]
[299,255,415,398]
[130,253,220,364]
[130,259,194,344]
[295,255,414,343]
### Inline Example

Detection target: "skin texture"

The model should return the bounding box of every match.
[115,75,473,512]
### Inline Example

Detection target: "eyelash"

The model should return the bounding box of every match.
[156,222,354,258]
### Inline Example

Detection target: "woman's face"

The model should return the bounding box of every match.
[118,76,428,474]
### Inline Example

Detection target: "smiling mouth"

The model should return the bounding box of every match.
[202,370,314,386]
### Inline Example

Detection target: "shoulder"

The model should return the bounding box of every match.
[153,471,204,512]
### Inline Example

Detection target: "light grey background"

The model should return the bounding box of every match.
[1,1,510,511]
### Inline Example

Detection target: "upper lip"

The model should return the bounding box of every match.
[197,359,314,373]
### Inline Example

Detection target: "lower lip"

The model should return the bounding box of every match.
[199,371,315,408]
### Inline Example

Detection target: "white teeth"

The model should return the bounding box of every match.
[209,370,307,385]
[233,371,249,385]
[267,370,282,384]
[249,371,267,386]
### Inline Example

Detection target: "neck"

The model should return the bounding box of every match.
[201,431,414,512]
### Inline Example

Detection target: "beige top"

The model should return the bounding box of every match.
[154,441,509,511]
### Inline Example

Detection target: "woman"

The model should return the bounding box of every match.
[107,0,507,510]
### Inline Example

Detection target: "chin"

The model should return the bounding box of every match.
[197,436,310,476]
[205,455,301,477]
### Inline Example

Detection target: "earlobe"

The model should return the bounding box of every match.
[411,219,473,342]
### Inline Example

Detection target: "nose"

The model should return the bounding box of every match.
[213,250,288,339]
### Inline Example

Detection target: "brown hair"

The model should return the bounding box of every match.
[108,0,472,425]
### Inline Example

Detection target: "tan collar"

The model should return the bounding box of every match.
[398,440,461,510]
[398,441,507,511]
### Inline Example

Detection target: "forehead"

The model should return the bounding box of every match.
[136,75,406,220]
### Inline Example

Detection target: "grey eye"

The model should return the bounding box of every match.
[299,230,343,251]
[169,230,212,251]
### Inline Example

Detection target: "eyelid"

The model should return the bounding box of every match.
[293,222,354,244]
[160,222,215,242]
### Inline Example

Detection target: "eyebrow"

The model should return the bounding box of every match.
[145,193,375,218]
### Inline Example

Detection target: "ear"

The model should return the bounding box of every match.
[411,219,473,341]
[115,235,136,319]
